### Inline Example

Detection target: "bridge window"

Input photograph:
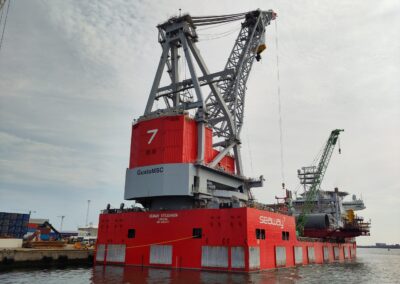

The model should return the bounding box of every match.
[256,228,266,240]
[282,231,289,240]
[128,229,136,239]
[193,228,202,238]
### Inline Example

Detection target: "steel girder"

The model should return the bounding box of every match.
[206,10,275,139]
[143,10,275,176]
[205,10,275,174]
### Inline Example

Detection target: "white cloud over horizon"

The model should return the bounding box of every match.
[0,0,399,245]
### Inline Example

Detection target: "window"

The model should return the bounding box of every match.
[256,229,266,240]
[193,176,200,188]
[261,229,266,239]
[282,231,289,240]
[128,229,135,238]
[193,228,202,238]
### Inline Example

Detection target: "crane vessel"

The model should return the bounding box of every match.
[95,9,369,272]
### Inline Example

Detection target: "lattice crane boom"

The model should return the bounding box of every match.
[143,10,276,176]
[207,10,275,139]
[296,129,344,234]
[0,0,6,11]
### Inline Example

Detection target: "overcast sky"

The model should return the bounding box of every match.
[0,0,399,245]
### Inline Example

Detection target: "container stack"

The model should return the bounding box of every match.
[0,212,29,239]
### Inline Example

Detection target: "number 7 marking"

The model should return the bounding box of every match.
[147,129,158,144]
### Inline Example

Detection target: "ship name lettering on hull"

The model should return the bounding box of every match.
[149,213,178,224]
[259,215,285,229]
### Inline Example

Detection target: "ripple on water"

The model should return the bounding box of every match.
[0,249,399,284]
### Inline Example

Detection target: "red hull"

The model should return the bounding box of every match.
[96,207,356,272]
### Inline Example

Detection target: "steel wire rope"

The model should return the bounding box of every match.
[192,16,244,23]
[125,235,195,249]
[197,25,240,37]
[101,235,196,251]
[192,14,246,26]
[293,183,302,198]
[274,19,285,183]
[199,26,241,41]
[180,44,191,104]
[192,15,244,22]
[191,12,247,20]
[0,0,10,54]
[0,2,5,27]
[182,39,194,106]
[244,126,254,176]
[196,20,237,31]
[193,18,244,27]
[191,14,246,24]
[311,142,326,167]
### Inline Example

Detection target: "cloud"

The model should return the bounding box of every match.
[0,131,115,189]
[0,0,399,243]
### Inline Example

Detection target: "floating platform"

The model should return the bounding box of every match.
[95,207,356,272]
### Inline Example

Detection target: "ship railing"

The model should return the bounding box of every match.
[247,201,290,214]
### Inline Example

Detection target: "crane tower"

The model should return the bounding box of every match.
[125,10,276,210]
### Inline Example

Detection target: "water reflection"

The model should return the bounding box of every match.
[91,265,302,284]
[1,249,399,284]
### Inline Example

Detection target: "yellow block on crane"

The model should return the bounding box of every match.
[257,43,267,55]
[255,34,266,61]
[346,209,355,223]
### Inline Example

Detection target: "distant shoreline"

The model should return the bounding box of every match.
[358,246,400,249]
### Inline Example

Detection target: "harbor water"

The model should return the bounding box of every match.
[1,248,399,283]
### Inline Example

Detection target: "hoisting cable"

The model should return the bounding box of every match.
[245,126,254,176]
[191,12,247,26]
[197,25,240,36]
[192,15,244,22]
[198,26,241,41]
[197,20,237,31]
[193,17,245,26]
[0,0,10,54]
[0,2,5,25]
[191,12,247,19]
[274,19,285,183]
